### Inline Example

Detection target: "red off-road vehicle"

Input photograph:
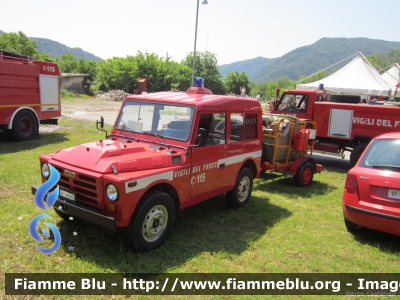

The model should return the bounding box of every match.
[32,85,263,251]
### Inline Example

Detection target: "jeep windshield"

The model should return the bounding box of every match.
[114,100,195,142]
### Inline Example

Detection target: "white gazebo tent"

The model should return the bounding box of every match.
[381,63,400,97]
[296,53,392,96]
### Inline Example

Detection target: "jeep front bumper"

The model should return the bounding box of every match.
[31,185,116,231]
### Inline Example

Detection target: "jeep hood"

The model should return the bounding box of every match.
[50,140,180,174]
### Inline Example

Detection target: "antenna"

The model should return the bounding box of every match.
[206,30,209,52]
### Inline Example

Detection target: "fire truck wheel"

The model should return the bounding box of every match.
[12,110,38,141]
[54,207,71,221]
[295,162,314,187]
[128,191,175,252]
[350,143,367,167]
[226,168,253,208]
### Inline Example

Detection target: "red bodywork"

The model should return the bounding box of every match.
[270,89,400,162]
[37,89,263,229]
[0,51,61,130]
[342,132,400,236]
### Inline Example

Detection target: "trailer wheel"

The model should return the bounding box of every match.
[226,168,253,208]
[295,162,314,187]
[350,143,367,168]
[12,110,38,141]
[127,191,175,252]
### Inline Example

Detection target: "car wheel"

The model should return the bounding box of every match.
[344,218,361,232]
[227,168,253,208]
[127,191,175,252]
[295,162,314,187]
[12,110,38,141]
[350,143,368,168]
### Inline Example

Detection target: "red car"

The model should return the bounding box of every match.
[342,132,400,236]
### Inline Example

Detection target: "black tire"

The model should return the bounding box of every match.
[12,110,38,141]
[54,207,71,221]
[226,168,253,208]
[344,218,360,232]
[127,191,175,252]
[350,143,368,167]
[295,162,314,187]
[328,94,361,104]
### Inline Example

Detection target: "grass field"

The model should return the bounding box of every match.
[1,111,399,299]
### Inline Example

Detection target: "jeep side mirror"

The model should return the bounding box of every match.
[96,116,108,139]
[100,116,104,129]
[184,128,208,155]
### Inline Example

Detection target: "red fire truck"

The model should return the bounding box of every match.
[270,88,400,166]
[0,50,61,141]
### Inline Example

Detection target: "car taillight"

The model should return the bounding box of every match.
[344,174,358,195]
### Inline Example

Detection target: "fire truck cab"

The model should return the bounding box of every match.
[32,82,262,252]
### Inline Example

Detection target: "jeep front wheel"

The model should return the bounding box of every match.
[127,191,175,252]
[226,168,253,208]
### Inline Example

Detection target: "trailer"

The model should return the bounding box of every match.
[0,50,61,141]
[261,114,322,187]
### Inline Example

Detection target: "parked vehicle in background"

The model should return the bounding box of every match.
[270,88,400,167]
[0,50,61,141]
[342,132,400,236]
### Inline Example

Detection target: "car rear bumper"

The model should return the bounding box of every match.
[32,185,117,231]
[343,201,400,236]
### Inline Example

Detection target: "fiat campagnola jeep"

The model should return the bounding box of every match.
[32,80,263,252]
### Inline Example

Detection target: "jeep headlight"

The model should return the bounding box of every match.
[106,184,118,202]
[41,163,50,178]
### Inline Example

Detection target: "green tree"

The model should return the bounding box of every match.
[96,56,137,92]
[133,51,164,93]
[37,52,55,62]
[368,49,400,71]
[182,51,225,94]
[76,58,98,82]
[160,54,191,91]
[224,71,250,95]
[56,53,78,73]
[0,31,38,57]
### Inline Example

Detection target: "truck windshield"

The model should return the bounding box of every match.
[275,94,307,112]
[115,101,195,141]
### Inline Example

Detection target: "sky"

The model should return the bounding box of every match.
[1,0,399,66]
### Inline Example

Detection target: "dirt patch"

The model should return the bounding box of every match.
[61,97,122,125]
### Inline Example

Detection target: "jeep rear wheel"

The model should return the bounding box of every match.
[226,168,253,208]
[127,191,175,252]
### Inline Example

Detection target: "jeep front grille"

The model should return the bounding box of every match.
[52,166,100,207]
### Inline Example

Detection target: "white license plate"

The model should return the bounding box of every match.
[60,189,76,201]
[388,189,400,200]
